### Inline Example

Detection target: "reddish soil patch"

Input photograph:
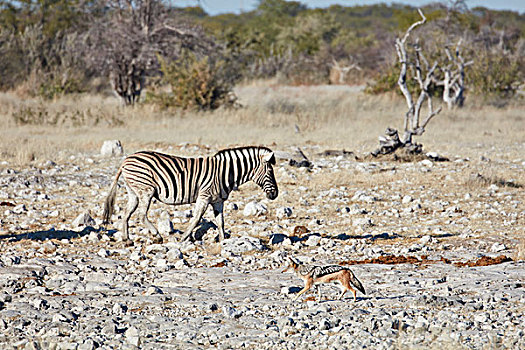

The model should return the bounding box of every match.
[210,261,226,268]
[340,254,512,268]
[453,255,512,267]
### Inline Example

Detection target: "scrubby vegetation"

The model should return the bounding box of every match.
[0,0,523,108]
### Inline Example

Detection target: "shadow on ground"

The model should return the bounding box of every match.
[0,226,104,242]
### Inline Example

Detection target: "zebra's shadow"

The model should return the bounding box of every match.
[0,226,102,242]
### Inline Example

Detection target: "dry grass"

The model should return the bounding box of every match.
[0,81,524,168]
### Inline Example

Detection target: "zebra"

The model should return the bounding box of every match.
[102,146,279,244]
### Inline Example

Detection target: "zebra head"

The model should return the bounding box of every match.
[253,150,278,200]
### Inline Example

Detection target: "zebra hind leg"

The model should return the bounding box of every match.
[121,185,139,246]
[136,187,163,244]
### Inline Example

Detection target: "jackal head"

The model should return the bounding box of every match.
[282,257,301,273]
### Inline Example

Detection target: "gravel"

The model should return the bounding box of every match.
[0,143,523,349]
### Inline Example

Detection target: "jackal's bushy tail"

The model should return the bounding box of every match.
[102,167,122,225]
[350,272,366,295]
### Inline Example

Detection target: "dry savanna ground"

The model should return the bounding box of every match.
[0,82,524,349]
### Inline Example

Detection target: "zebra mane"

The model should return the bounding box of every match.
[213,146,273,157]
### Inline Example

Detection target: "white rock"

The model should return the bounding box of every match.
[305,235,321,247]
[491,242,507,252]
[87,231,100,243]
[222,306,242,319]
[352,217,373,228]
[174,259,188,269]
[40,241,57,254]
[13,204,27,214]
[156,258,168,269]
[276,207,293,219]
[402,195,413,204]
[166,248,183,261]
[243,201,268,217]
[100,140,123,157]
[221,235,265,255]
[145,244,168,255]
[72,212,96,228]
[419,235,433,245]
[420,159,433,167]
[157,218,174,236]
[125,326,140,346]
[97,248,109,257]
[145,286,163,295]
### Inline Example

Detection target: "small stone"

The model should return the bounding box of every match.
[402,195,413,204]
[97,248,109,257]
[72,212,96,228]
[100,140,124,157]
[352,217,373,228]
[420,159,433,167]
[125,326,140,346]
[145,286,163,295]
[276,207,293,219]
[305,235,321,247]
[419,235,433,245]
[174,259,188,269]
[101,322,117,336]
[243,201,268,217]
[112,302,128,314]
[41,241,57,254]
[87,231,100,243]
[13,204,27,214]
[491,243,506,252]
[319,319,332,330]
[222,306,242,319]
[157,218,174,236]
[166,248,183,261]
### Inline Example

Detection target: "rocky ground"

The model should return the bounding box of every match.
[0,142,523,349]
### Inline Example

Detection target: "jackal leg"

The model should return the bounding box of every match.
[181,198,209,241]
[338,279,357,301]
[212,201,225,241]
[293,279,313,301]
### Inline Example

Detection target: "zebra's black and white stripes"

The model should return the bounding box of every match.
[102,146,278,244]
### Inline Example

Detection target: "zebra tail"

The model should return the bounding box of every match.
[102,167,122,225]
[349,271,366,295]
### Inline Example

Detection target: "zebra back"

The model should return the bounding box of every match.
[122,151,212,204]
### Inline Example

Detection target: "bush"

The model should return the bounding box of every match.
[148,51,237,110]
[468,51,523,99]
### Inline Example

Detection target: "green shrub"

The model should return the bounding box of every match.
[468,52,523,99]
[148,51,237,110]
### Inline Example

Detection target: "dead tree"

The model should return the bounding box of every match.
[437,39,473,109]
[373,9,442,156]
[84,0,217,106]
[329,57,361,85]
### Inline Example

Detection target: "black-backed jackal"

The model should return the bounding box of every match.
[283,257,366,302]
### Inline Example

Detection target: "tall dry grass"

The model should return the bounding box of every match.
[0,81,524,168]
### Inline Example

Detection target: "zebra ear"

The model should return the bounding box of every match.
[262,152,276,165]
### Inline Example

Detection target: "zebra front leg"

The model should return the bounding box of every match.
[212,201,226,241]
[136,188,163,244]
[181,198,209,241]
